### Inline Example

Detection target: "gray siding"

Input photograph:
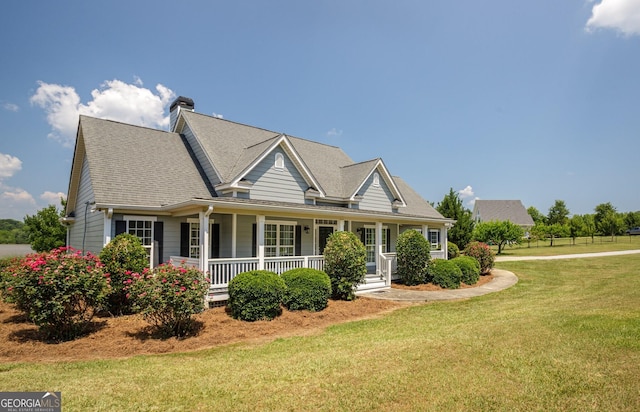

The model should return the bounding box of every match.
[182,123,221,187]
[246,148,307,203]
[358,173,395,213]
[68,158,103,254]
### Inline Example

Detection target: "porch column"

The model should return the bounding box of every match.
[102,208,113,246]
[257,215,265,270]
[376,221,383,276]
[441,226,448,259]
[231,213,237,258]
[422,225,429,240]
[200,206,213,272]
[338,220,345,231]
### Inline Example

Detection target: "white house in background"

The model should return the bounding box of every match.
[472,200,535,236]
[63,96,453,300]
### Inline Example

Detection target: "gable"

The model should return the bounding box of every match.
[357,171,397,212]
[244,147,308,203]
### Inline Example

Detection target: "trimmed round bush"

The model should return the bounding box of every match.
[281,268,331,312]
[396,229,431,286]
[99,233,149,315]
[451,256,480,285]
[447,241,460,259]
[228,270,286,321]
[323,231,367,301]
[464,241,495,275]
[427,259,462,289]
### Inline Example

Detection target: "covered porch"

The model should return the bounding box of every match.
[168,205,449,301]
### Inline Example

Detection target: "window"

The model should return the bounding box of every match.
[364,226,387,264]
[189,221,200,259]
[265,222,295,257]
[429,230,440,250]
[373,172,380,187]
[125,217,155,265]
[275,152,285,170]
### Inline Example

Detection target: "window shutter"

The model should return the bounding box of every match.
[180,223,189,257]
[154,222,164,264]
[211,223,220,258]
[252,224,257,257]
[115,220,126,236]
[386,228,391,253]
[295,225,302,256]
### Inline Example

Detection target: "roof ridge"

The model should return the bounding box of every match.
[80,115,174,135]
[340,158,381,169]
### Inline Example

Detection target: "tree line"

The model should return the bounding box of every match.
[436,189,640,254]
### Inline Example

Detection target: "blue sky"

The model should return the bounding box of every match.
[1,0,639,220]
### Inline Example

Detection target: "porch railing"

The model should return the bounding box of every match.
[380,252,397,285]
[205,255,325,288]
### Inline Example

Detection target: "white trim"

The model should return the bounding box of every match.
[123,215,157,222]
[274,152,285,170]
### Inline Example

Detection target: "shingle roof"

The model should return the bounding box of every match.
[78,116,214,208]
[472,200,534,226]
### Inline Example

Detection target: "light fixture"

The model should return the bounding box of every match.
[304,225,310,234]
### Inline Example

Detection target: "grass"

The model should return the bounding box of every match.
[2,255,640,411]
[492,235,640,256]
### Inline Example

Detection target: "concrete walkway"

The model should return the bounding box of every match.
[362,269,518,302]
[363,249,640,302]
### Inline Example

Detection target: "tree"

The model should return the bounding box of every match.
[582,214,596,243]
[624,211,640,231]
[472,220,524,255]
[436,188,474,249]
[547,200,570,226]
[23,205,66,252]
[594,202,623,240]
[531,223,569,246]
[569,215,585,245]
[527,206,546,225]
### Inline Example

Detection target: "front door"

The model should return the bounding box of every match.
[318,226,334,255]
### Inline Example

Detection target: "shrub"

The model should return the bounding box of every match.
[396,229,430,286]
[228,270,286,321]
[464,241,495,274]
[4,247,110,341]
[451,256,480,285]
[99,233,149,315]
[281,268,331,312]
[127,263,209,338]
[427,259,462,289]
[447,241,460,259]
[323,231,367,300]
[0,256,21,303]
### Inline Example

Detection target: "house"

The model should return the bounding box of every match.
[472,200,535,236]
[63,96,453,299]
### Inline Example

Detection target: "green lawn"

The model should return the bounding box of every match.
[2,255,639,411]
[492,235,640,256]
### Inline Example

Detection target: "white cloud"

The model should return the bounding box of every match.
[40,191,66,205]
[1,188,36,204]
[586,0,640,36]
[458,185,479,207]
[327,128,343,138]
[0,153,22,179]
[458,185,474,199]
[3,102,19,112]
[30,79,176,147]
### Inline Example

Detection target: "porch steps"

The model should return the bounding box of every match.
[356,273,388,293]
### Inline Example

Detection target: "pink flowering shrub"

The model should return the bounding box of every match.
[463,241,495,275]
[127,263,210,338]
[4,247,110,341]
